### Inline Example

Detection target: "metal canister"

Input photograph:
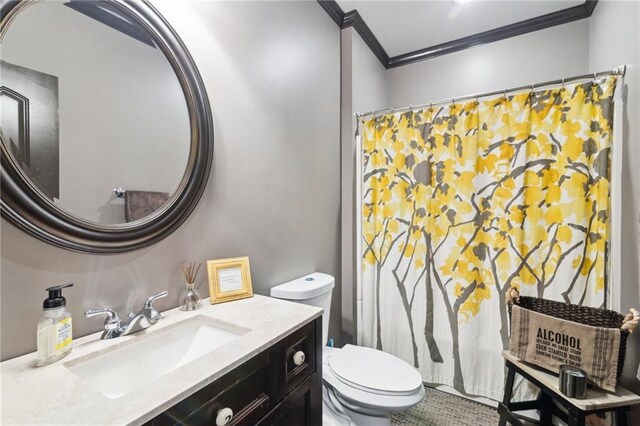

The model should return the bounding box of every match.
[559,365,588,399]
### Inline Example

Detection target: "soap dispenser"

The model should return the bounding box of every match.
[37,283,73,366]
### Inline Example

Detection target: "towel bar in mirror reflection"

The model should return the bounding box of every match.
[113,188,126,198]
[0,0,213,253]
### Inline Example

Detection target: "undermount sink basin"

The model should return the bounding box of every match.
[66,316,250,399]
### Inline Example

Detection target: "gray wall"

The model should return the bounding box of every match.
[387,19,590,106]
[352,31,389,114]
[588,0,640,403]
[0,0,341,361]
[340,28,388,344]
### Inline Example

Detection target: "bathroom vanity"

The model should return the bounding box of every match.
[146,314,321,425]
[0,295,322,425]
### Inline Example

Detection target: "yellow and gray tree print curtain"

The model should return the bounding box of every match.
[361,76,618,399]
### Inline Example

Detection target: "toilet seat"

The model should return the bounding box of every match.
[328,345,423,396]
[322,345,425,412]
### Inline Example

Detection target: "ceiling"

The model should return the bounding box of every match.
[335,0,584,57]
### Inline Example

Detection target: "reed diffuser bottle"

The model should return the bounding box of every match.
[179,262,203,311]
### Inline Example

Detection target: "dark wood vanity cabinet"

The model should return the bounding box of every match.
[145,317,322,426]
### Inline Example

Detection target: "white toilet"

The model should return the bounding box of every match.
[270,272,425,426]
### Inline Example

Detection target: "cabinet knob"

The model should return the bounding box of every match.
[216,407,233,426]
[293,350,306,366]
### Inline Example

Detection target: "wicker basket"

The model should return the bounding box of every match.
[506,288,638,380]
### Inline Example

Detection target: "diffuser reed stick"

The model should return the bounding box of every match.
[180,261,201,284]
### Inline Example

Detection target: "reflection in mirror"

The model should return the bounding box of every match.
[0,0,190,225]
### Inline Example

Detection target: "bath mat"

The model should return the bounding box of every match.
[391,386,500,426]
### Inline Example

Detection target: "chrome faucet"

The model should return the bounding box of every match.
[85,291,168,340]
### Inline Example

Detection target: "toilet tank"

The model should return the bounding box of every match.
[270,272,334,346]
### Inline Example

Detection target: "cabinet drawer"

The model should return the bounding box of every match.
[256,373,315,426]
[284,320,316,393]
[182,375,269,426]
[147,351,274,426]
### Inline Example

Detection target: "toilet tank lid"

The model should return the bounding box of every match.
[270,272,335,300]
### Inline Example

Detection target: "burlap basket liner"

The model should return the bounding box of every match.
[510,305,620,392]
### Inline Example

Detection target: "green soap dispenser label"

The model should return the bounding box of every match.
[55,318,72,351]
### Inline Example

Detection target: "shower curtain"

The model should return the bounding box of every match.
[360,76,618,400]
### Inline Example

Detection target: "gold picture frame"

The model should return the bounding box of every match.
[207,257,253,304]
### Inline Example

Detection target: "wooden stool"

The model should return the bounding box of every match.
[499,351,640,426]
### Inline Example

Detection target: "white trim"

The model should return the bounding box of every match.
[340,28,356,346]
[355,122,364,346]
[608,73,625,312]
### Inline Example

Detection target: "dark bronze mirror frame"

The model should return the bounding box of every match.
[0,0,214,254]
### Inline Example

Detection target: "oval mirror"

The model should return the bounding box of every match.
[0,0,213,253]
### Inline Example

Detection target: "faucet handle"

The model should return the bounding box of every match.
[85,308,121,330]
[144,291,168,309]
[143,291,168,323]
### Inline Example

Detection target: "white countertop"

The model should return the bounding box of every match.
[0,295,322,425]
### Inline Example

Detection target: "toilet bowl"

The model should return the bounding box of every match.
[322,345,425,425]
[270,273,425,425]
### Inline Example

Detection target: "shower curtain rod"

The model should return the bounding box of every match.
[357,65,626,119]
